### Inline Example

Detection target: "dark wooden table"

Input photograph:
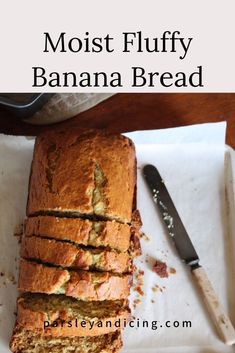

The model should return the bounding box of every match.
[0,93,234,147]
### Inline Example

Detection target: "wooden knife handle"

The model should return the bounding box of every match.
[192,266,235,345]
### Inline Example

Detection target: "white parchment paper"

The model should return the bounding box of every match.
[123,122,235,353]
[0,122,234,353]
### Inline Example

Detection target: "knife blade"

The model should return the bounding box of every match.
[143,164,199,267]
[143,164,235,345]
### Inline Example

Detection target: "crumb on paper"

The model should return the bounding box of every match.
[134,269,144,283]
[153,260,169,278]
[7,274,17,285]
[1,273,17,285]
[133,269,144,294]
[134,286,144,296]
[152,284,166,294]
[133,267,145,308]
[169,267,176,275]
[151,299,155,303]
[140,232,150,241]
[14,222,24,243]
[133,299,142,309]
[14,223,23,237]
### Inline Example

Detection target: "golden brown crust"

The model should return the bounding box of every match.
[16,294,130,337]
[24,216,131,252]
[10,325,122,353]
[21,235,131,273]
[27,130,136,224]
[18,259,130,301]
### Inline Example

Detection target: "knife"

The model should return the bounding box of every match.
[143,164,235,345]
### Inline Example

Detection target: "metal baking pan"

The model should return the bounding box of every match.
[0,93,53,118]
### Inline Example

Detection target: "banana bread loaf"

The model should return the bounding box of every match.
[11,129,141,353]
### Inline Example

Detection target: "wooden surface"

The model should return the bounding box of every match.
[0,93,234,147]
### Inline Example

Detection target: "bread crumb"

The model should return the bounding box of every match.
[133,298,142,309]
[5,274,16,285]
[132,266,145,307]
[134,286,144,296]
[14,223,23,237]
[134,299,141,305]
[153,260,168,278]
[169,267,176,275]
[140,232,150,241]
[151,299,155,303]
[152,287,158,293]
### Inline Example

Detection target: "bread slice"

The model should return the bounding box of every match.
[10,325,122,353]
[21,235,131,273]
[24,216,131,252]
[19,259,131,301]
[27,129,136,224]
[16,293,130,336]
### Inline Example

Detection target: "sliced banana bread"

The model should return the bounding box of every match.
[21,235,131,273]
[19,259,131,301]
[24,216,131,252]
[10,326,122,353]
[16,293,130,336]
[27,129,136,224]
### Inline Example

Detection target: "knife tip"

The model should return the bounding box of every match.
[143,164,158,177]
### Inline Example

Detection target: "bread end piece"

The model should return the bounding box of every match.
[27,129,136,224]
[10,324,122,353]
